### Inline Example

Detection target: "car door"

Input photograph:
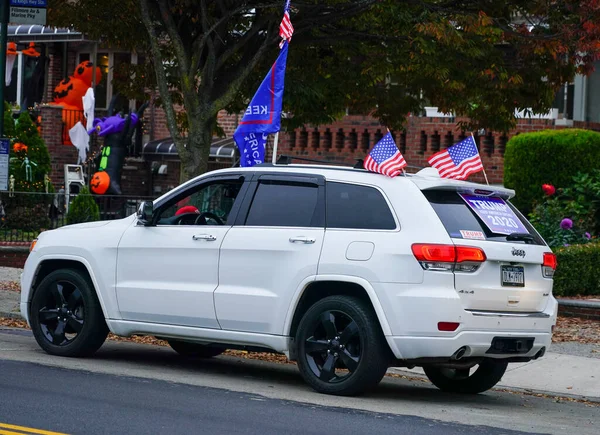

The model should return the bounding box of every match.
[215,173,325,334]
[115,174,249,328]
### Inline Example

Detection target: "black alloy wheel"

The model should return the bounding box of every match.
[30,269,108,357]
[296,296,390,396]
[37,280,84,346]
[304,310,361,383]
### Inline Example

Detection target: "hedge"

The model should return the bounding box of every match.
[504,129,600,214]
[552,242,600,297]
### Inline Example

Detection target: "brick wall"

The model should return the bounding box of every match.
[40,105,80,188]
[147,107,239,142]
[269,115,575,184]
[0,246,29,269]
[558,303,600,321]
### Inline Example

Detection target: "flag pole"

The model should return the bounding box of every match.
[470,132,489,185]
[272,132,280,164]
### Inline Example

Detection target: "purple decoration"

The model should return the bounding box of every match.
[88,113,139,137]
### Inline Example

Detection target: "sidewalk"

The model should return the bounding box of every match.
[0,266,21,318]
[390,351,600,402]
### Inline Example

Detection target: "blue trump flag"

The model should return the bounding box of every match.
[234,41,289,167]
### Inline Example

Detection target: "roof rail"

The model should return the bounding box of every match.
[275,155,358,167]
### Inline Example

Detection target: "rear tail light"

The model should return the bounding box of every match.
[411,244,486,272]
[542,252,557,278]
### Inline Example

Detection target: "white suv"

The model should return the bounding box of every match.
[20,163,557,396]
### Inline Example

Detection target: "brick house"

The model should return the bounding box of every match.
[6,24,600,197]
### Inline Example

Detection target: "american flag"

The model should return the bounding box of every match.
[279,1,294,48]
[363,132,407,178]
[428,135,484,180]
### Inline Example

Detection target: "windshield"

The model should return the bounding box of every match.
[423,190,545,245]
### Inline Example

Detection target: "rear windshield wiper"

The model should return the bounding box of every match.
[505,233,535,243]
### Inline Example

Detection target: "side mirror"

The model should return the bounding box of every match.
[137,201,154,226]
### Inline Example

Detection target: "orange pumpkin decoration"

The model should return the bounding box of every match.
[90,171,110,194]
[53,77,89,110]
[73,61,102,87]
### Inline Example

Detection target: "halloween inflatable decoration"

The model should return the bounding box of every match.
[52,61,102,111]
[90,171,110,195]
[89,97,148,195]
[74,61,102,86]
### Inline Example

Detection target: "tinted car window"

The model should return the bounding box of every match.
[246,182,319,227]
[423,190,544,244]
[326,182,396,230]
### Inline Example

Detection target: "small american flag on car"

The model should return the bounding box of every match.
[428,135,484,180]
[363,131,407,178]
[279,1,294,47]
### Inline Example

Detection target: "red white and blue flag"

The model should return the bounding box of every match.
[428,135,483,180]
[233,1,294,167]
[363,132,407,178]
[279,0,294,47]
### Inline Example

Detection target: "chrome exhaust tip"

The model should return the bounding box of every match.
[451,346,467,360]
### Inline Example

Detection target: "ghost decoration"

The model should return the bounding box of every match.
[89,96,148,195]
[5,42,17,86]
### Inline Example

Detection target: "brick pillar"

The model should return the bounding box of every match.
[40,105,79,188]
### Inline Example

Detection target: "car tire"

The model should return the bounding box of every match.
[168,340,226,358]
[295,295,390,396]
[423,359,508,394]
[30,268,109,357]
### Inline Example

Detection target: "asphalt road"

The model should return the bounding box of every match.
[1,328,598,435]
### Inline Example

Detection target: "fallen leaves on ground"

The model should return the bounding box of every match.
[0,317,27,328]
[0,281,21,292]
[552,317,600,344]
[494,388,599,406]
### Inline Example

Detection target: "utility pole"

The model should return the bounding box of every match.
[0,0,9,137]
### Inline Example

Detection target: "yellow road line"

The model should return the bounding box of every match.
[0,423,69,435]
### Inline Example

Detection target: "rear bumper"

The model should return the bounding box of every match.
[389,330,552,360]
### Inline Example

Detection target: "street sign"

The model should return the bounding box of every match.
[0,138,9,192]
[9,0,46,25]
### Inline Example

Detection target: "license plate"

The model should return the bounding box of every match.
[501,265,524,287]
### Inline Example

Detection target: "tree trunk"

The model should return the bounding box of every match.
[175,113,216,182]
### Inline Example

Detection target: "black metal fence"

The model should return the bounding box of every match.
[0,191,154,243]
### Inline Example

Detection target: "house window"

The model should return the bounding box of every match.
[77,51,136,111]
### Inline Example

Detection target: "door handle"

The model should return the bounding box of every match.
[193,234,217,241]
[289,236,316,244]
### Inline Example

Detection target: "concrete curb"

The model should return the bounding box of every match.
[557,298,600,308]
[0,310,23,320]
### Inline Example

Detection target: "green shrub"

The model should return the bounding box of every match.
[529,171,600,248]
[553,242,600,296]
[3,101,15,138]
[504,129,600,214]
[66,187,100,225]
